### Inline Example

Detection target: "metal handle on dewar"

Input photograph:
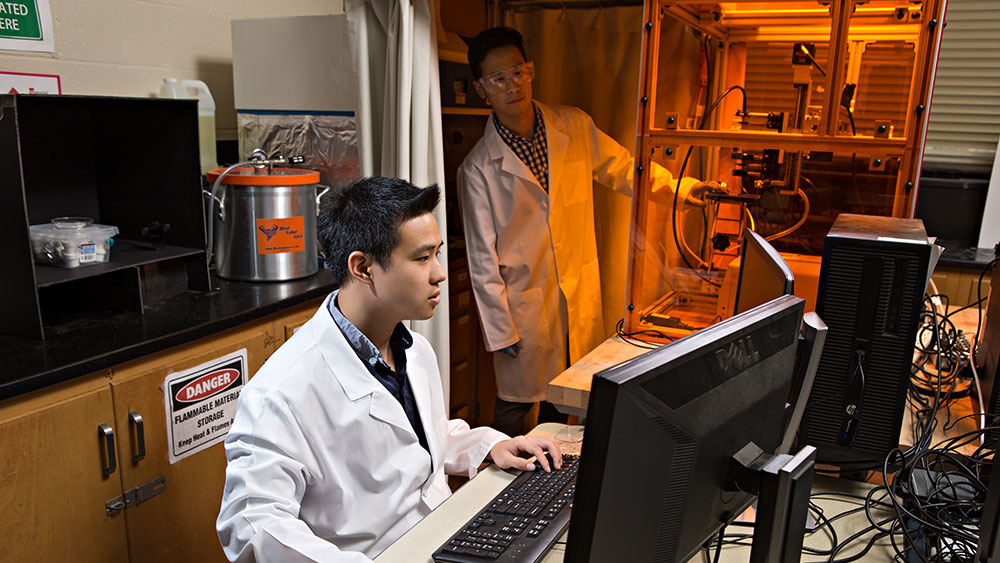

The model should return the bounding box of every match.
[316,185,331,208]
[202,189,226,221]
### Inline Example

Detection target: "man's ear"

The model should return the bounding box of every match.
[473,80,488,101]
[346,251,374,286]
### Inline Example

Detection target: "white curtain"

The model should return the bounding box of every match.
[507,6,645,336]
[347,0,451,396]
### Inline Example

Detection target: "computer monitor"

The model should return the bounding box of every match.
[733,229,795,315]
[566,294,814,562]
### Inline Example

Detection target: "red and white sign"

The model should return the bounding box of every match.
[175,369,240,403]
[0,71,61,94]
[163,349,247,464]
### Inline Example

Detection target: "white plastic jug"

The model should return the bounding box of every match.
[159,78,218,174]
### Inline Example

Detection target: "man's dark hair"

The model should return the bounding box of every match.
[467,26,527,79]
[318,177,440,287]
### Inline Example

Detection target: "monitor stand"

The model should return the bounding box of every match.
[726,443,817,563]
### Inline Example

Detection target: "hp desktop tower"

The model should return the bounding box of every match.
[799,214,933,464]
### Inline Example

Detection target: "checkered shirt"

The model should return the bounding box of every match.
[493,103,549,193]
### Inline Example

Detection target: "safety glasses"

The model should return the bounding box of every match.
[478,62,534,93]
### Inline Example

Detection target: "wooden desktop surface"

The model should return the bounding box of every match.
[548,307,985,423]
[546,336,649,417]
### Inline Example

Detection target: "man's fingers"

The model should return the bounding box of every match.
[493,435,571,472]
[532,437,562,469]
[547,439,563,469]
[523,438,550,472]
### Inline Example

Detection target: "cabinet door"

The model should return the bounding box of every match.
[274,297,325,342]
[0,374,129,563]
[109,317,278,563]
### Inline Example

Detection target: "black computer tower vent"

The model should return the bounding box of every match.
[800,214,932,464]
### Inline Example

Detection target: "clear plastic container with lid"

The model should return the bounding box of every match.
[29,217,119,268]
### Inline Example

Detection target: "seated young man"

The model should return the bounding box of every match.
[217,176,561,562]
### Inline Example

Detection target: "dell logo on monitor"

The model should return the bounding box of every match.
[714,336,761,373]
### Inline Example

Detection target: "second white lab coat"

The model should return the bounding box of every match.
[216,293,508,562]
[457,102,640,402]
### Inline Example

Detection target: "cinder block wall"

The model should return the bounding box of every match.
[0,0,346,141]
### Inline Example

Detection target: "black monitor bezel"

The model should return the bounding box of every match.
[733,229,796,315]
[566,294,806,562]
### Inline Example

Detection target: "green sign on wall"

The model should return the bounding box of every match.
[0,1,42,41]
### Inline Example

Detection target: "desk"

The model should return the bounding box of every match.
[548,307,985,429]
[546,336,648,417]
[377,424,904,562]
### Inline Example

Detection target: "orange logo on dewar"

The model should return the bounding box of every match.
[256,216,306,254]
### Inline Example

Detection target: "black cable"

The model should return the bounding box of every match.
[671,146,719,286]
[799,501,838,556]
[971,258,999,365]
[712,523,726,563]
[807,288,997,561]
[669,85,747,287]
[615,318,673,349]
[828,524,892,563]
[882,450,933,563]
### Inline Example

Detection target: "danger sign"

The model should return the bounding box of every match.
[163,349,247,464]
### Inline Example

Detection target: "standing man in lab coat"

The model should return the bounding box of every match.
[458,27,663,435]
[217,177,562,562]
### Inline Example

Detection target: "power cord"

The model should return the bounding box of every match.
[615,318,673,350]
[670,85,747,289]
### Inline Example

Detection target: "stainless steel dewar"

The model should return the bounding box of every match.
[206,166,324,281]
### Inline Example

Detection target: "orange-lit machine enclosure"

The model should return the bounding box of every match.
[623,0,947,341]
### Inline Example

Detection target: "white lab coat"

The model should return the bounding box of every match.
[458,102,671,402]
[217,293,508,562]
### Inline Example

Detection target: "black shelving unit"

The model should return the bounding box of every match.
[0,94,211,339]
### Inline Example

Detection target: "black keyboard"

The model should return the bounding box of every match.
[431,454,579,563]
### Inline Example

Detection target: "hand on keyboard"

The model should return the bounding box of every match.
[432,454,580,562]
[488,435,563,472]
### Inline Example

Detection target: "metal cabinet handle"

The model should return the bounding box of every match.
[99,423,117,477]
[129,411,146,463]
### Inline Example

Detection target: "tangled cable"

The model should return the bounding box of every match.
[706,277,998,560]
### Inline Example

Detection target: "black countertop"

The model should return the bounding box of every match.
[0,270,337,402]
[937,241,998,269]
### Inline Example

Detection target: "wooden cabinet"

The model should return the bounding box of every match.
[446,254,498,428]
[442,113,501,428]
[108,316,278,563]
[0,296,325,563]
[274,298,325,342]
[0,374,129,563]
[447,252,478,425]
